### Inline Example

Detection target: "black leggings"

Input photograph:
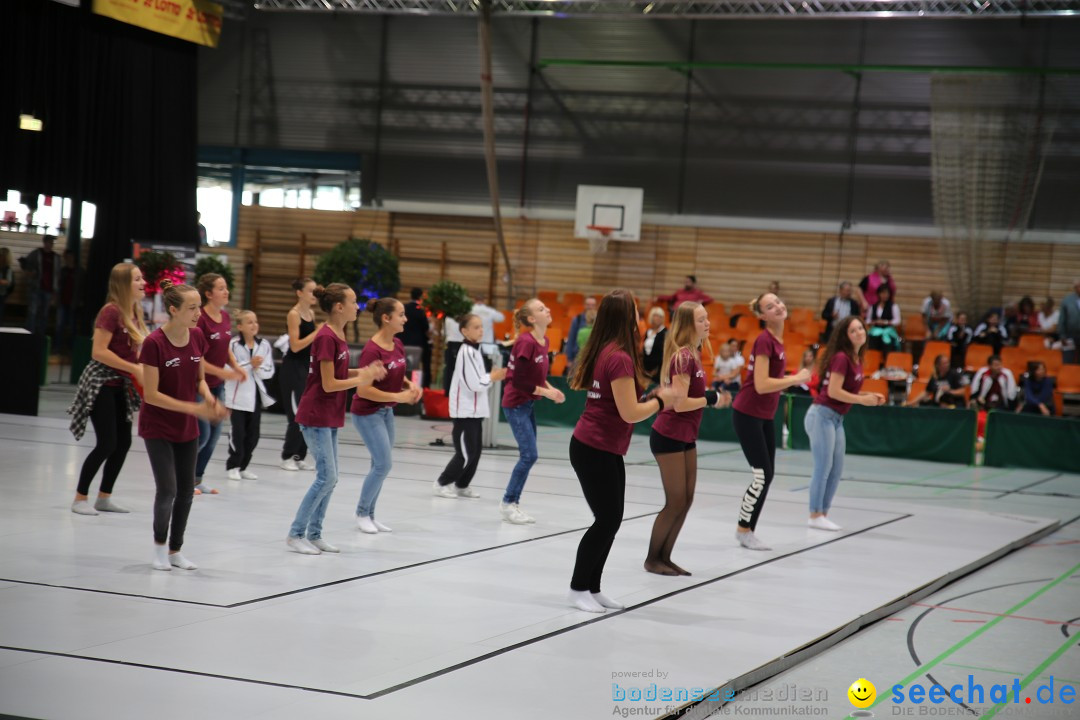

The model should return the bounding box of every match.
[227,397,262,471]
[732,409,776,532]
[437,417,483,488]
[569,435,626,593]
[76,385,132,496]
[145,438,197,551]
[279,356,308,461]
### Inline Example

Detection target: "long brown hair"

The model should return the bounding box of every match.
[100,262,148,345]
[817,315,867,377]
[570,289,648,390]
[660,301,703,386]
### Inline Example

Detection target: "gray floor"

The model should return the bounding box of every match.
[0,385,1076,720]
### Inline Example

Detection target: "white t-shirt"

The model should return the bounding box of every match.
[713,353,745,377]
[444,316,464,343]
[470,303,505,345]
[1038,310,1059,332]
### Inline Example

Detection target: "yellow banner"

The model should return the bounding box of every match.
[93,0,223,49]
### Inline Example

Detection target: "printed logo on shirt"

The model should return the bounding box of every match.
[337,350,348,361]
[587,379,601,400]
[165,357,181,368]
[534,355,545,363]
[191,356,202,363]
[386,358,405,370]
[210,332,221,340]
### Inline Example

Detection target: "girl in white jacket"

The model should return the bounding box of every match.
[225,311,276,480]
[434,313,506,499]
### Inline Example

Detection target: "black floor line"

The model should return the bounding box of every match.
[0,513,910,702]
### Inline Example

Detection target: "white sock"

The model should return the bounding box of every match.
[152,544,171,571]
[372,519,392,533]
[568,590,606,613]
[356,516,379,534]
[169,552,197,570]
[286,536,321,555]
[71,500,99,516]
[591,592,625,610]
[94,497,130,513]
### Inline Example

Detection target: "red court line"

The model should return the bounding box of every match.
[1030,540,1080,548]
[914,603,1080,627]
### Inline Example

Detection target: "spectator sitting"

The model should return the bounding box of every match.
[948,311,974,369]
[1059,278,1080,364]
[656,275,713,315]
[906,354,967,408]
[787,348,819,397]
[711,338,744,393]
[970,354,1017,411]
[1037,297,1059,342]
[1019,361,1055,416]
[866,284,902,353]
[575,307,597,360]
[973,311,1008,357]
[565,296,597,369]
[921,290,953,340]
[642,306,667,383]
[859,259,896,304]
[821,281,859,342]
[1014,296,1038,335]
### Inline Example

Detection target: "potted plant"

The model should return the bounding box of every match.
[424,279,474,389]
[193,255,235,292]
[313,238,400,342]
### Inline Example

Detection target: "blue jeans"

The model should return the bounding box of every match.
[26,289,52,335]
[804,404,846,515]
[503,401,538,504]
[195,383,226,481]
[289,426,339,540]
[352,408,395,518]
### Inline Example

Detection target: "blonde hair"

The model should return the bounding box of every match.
[235,309,257,324]
[660,302,703,386]
[514,298,540,332]
[101,263,148,345]
[647,306,666,325]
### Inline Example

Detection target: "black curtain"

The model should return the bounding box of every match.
[1,0,198,331]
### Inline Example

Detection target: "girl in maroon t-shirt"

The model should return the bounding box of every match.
[287,285,387,555]
[730,292,811,551]
[646,302,730,577]
[140,281,228,572]
[805,316,884,531]
[349,297,422,535]
[567,290,676,614]
[499,298,565,525]
[193,273,247,495]
[69,262,148,516]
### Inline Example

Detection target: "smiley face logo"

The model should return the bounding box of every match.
[848,678,876,708]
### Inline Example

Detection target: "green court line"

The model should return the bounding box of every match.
[843,561,1080,720]
[932,468,1015,496]
[885,465,973,491]
[981,630,1080,719]
[942,663,1079,685]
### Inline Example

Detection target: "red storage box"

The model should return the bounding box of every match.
[422,388,450,419]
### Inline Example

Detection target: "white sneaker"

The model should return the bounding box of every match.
[372,519,392,533]
[457,486,481,498]
[501,502,531,525]
[227,468,242,481]
[286,536,321,554]
[280,458,300,471]
[297,460,315,471]
[240,470,258,480]
[356,515,379,534]
[309,538,339,553]
[513,504,535,523]
[808,516,842,531]
[434,482,459,499]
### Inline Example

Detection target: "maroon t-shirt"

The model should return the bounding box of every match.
[138,328,207,443]
[732,331,786,420]
[351,337,407,416]
[652,348,707,443]
[96,304,140,387]
[197,308,232,388]
[573,344,640,456]
[815,352,863,416]
[502,332,550,408]
[295,325,351,429]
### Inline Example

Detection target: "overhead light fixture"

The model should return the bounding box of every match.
[19,115,43,132]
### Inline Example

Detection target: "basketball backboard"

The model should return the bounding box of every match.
[574,185,643,242]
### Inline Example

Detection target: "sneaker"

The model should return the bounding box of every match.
[280,458,300,471]
[501,502,531,525]
[433,482,459,499]
[297,460,315,471]
[513,504,535,523]
[227,468,242,481]
[356,515,379,534]
[240,470,258,480]
[735,530,772,551]
[286,536,321,554]
[372,519,392,533]
[457,486,481,498]
[309,538,339,553]
[808,516,842,531]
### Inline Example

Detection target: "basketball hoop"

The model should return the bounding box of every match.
[586,225,613,254]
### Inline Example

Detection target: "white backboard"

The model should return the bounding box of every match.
[574,185,643,242]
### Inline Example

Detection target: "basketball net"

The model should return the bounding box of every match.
[586,225,613,255]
